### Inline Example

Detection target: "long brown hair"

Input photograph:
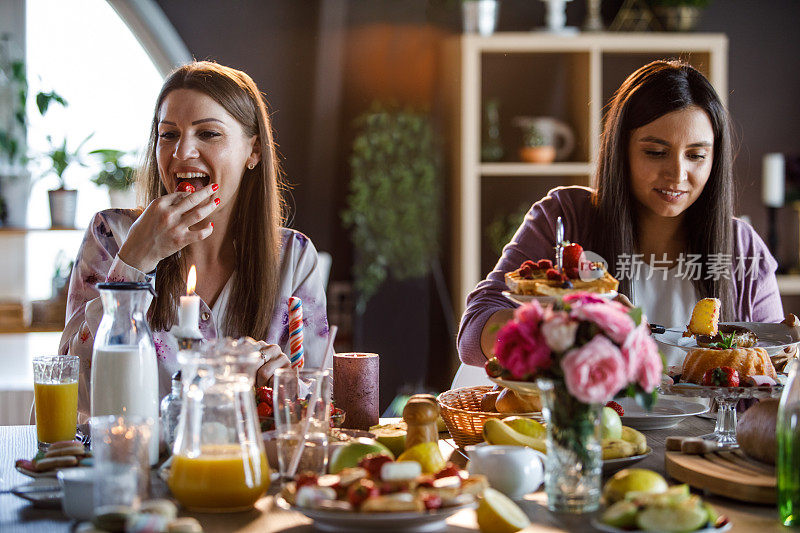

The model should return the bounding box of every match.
[591,60,735,319]
[136,61,285,338]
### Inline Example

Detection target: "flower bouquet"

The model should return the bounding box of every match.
[486,292,662,513]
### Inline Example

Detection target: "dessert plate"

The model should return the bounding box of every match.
[652,322,800,356]
[503,290,617,306]
[275,495,475,532]
[9,478,62,508]
[591,518,731,533]
[617,397,708,430]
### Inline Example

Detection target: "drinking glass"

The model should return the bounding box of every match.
[33,355,80,451]
[273,368,331,481]
[90,415,154,515]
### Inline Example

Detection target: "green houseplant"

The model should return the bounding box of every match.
[342,105,442,312]
[89,148,137,208]
[43,133,92,228]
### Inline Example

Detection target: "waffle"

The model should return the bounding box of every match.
[505,263,619,296]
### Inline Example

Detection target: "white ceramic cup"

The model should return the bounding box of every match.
[57,467,95,520]
[466,444,545,499]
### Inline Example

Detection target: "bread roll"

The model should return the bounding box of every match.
[480,391,500,412]
[736,399,778,465]
[494,388,541,413]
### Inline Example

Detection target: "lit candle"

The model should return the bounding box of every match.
[177,265,201,337]
[763,153,785,208]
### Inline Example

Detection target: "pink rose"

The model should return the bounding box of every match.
[560,335,627,404]
[637,337,663,392]
[562,292,606,306]
[620,324,650,381]
[571,303,634,345]
[540,311,578,353]
[493,318,551,380]
[514,299,544,325]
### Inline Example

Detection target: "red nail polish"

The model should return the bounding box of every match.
[211,222,214,228]
[214,198,220,205]
[211,184,219,192]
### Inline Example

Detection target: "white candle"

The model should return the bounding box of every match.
[177,265,200,336]
[763,153,785,208]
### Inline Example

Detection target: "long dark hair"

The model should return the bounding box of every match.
[136,61,285,338]
[591,60,735,319]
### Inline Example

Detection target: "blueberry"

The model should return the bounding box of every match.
[561,280,573,289]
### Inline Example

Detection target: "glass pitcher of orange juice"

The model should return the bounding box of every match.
[168,337,270,512]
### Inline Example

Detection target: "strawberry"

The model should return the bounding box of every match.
[545,268,562,281]
[565,267,579,279]
[422,493,443,510]
[255,387,272,405]
[347,479,379,508]
[257,401,272,418]
[562,243,584,270]
[176,182,196,193]
[605,401,624,417]
[701,367,740,387]
[537,259,553,270]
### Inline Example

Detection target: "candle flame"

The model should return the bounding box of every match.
[187,265,197,295]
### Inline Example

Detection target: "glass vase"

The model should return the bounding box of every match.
[537,378,602,513]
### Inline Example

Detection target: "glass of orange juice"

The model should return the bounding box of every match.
[33,355,80,451]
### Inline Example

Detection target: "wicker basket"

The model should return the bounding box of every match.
[437,385,543,448]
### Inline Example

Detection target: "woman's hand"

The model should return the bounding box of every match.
[614,293,634,309]
[118,185,220,273]
[255,343,291,388]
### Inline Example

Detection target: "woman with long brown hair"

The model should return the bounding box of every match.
[457,60,784,371]
[61,61,329,419]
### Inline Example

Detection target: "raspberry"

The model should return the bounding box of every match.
[519,265,533,279]
[565,267,579,279]
[605,401,624,417]
[563,243,584,270]
[537,259,553,270]
[521,260,536,270]
[545,268,562,281]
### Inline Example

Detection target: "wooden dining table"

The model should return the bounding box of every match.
[0,417,784,532]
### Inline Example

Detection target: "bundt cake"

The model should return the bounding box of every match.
[681,347,777,384]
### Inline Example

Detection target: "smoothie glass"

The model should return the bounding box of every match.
[33,355,80,451]
[168,337,269,512]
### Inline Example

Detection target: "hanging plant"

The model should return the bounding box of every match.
[342,105,442,312]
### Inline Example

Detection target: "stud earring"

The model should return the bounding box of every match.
[247,162,255,170]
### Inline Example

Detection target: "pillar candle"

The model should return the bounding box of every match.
[177,265,201,337]
[333,353,379,430]
[763,153,786,208]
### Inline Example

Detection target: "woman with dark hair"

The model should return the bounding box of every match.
[457,60,784,371]
[61,61,329,419]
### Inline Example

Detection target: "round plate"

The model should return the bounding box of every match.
[652,322,800,356]
[591,517,731,533]
[602,447,652,474]
[275,495,476,532]
[10,478,62,508]
[659,383,783,400]
[502,290,618,306]
[617,397,708,430]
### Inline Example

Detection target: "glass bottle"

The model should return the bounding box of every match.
[160,371,182,454]
[481,98,504,162]
[778,360,800,526]
[168,337,269,512]
[91,282,159,465]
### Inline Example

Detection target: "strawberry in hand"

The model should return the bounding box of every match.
[176,182,196,193]
[701,366,740,387]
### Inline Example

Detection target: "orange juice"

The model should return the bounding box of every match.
[168,444,270,511]
[34,381,79,444]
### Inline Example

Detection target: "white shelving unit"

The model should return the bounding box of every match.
[443,32,728,313]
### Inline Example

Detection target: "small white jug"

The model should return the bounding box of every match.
[466,444,545,499]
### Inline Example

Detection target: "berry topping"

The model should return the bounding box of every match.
[537,259,553,270]
[521,260,536,270]
[562,243,584,270]
[605,401,624,417]
[545,268,562,281]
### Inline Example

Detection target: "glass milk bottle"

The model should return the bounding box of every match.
[91,282,159,465]
[779,359,800,526]
[168,337,269,512]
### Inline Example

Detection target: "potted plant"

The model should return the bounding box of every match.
[89,149,137,208]
[0,35,67,227]
[43,133,92,228]
[649,0,710,31]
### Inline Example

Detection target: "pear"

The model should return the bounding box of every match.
[621,426,648,455]
[482,419,547,454]
[600,500,638,529]
[601,407,623,439]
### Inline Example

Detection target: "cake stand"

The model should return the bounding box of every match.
[658,383,783,446]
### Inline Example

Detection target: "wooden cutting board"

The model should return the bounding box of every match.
[665,450,775,504]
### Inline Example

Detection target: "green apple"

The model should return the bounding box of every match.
[602,469,668,504]
[601,407,623,440]
[328,438,393,474]
[601,500,638,529]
